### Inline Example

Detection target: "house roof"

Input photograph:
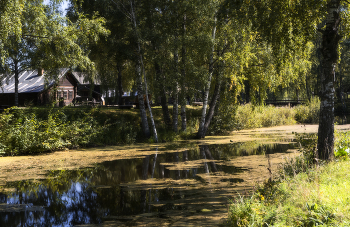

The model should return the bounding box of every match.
[0,68,69,94]
[71,72,101,85]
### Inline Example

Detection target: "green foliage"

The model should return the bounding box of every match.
[228,195,264,227]
[334,131,350,160]
[278,132,318,179]
[334,147,350,160]
[0,107,101,155]
[227,131,350,227]
[294,97,320,124]
[209,103,237,135]
[0,107,142,156]
[233,104,296,131]
[228,167,341,226]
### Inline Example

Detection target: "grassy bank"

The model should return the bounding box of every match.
[227,131,350,226]
[0,106,202,156]
[0,100,321,156]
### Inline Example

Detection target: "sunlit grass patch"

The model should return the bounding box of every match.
[227,160,350,226]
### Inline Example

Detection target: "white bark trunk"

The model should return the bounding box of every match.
[197,17,217,138]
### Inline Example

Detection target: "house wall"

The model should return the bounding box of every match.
[54,73,77,106]
[0,72,77,107]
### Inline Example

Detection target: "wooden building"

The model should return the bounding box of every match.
[71,72,103,105]
[0,69,78,107]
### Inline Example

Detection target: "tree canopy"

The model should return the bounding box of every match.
[0,0,109,105]
[2,0,350,159]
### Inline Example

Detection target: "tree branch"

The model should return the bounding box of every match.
[22,34,49,39]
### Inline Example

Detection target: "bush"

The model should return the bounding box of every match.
[0,107,143,156]
[232,104,296,130]
[294,97,320,124]
[334,131,350,160]
[0,107,104,155]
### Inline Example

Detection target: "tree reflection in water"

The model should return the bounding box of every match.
[0,142,296,226]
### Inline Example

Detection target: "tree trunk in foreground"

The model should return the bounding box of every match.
[135,60,150,138]
[197,17,217,139]
[317,0,341,160]
[203,79,222,136]
[130,0,150,138]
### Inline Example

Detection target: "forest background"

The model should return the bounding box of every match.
[1,0,350,160]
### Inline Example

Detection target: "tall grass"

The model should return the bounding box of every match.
[210,98,321,134]
[294,97,320,124]
[233,104,296,130]
[227,132,350,227]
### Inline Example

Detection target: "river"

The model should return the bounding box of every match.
[1,124,349,226]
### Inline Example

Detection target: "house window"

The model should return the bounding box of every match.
[68,91,73,100]
[63,91,67,100]
[57,91,61,98]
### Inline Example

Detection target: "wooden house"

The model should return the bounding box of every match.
[0,69,78,107]
[71,72,103,105]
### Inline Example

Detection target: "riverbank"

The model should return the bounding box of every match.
[2,124,350,185]
[1,124,349,226]
[227,130,350,226]
[228,160,350,226]
[0,101,323,156]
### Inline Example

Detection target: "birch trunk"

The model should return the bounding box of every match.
[203,78,222,136]
[130,0,150,138]
[14,60,19,106]
[180,13,187,131]
[197,17,217,138]
[141,55,158,142]
[173,49,179,133]
[135,60,150,138]
[173,82,179,133]
[317,0,341,160]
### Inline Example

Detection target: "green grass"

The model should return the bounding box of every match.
[0,101,321,156]
[228,161,350,226]
[234,104,297,130]
[227,132,350,227]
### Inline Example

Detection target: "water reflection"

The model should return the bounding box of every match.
[0,141,296,226]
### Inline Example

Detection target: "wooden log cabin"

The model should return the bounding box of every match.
[0,68,78,107]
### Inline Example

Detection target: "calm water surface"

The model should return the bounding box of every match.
[0,139,297,226]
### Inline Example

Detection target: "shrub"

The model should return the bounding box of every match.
[0,107,105,155]
[294,97,320,124]
[334,131,350,160]
[231,104,296,130]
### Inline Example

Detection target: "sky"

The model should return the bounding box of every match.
[43,0,70,15]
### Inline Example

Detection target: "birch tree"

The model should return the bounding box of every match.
[317,0,342,160]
